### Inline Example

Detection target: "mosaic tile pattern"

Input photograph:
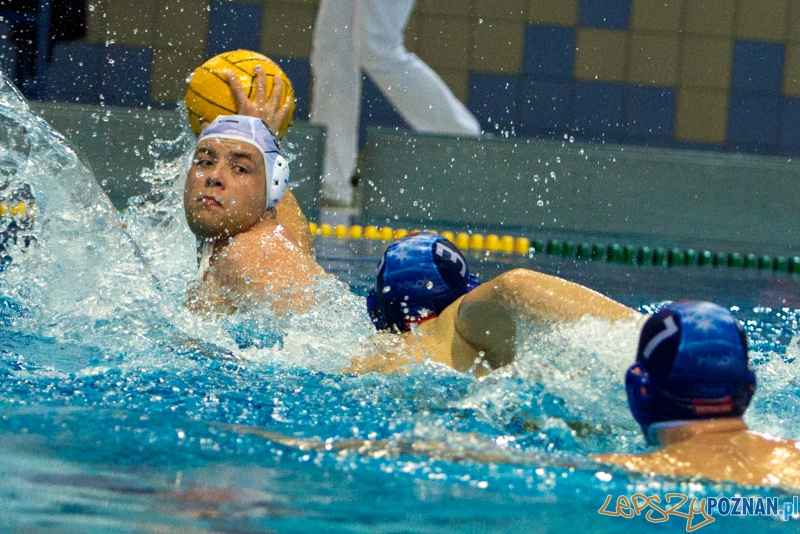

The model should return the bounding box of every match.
[41,0,800,155]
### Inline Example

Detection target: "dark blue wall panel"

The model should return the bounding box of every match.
[731,40,784,94]
[46,42,104,104]
[523,25,575,79]
[45,43,152,107]
[622,85,676,144]
[779,97,800,156]
[275,57,311,121]
[517,78,573,137]
[579,0,631,30]
[103,46,153,107]
[208,1,262,57]
[573,81,624,141]
[727,93,780,153]
[467,73,519,134]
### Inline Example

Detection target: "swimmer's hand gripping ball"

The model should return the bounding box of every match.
[185,50,295,139]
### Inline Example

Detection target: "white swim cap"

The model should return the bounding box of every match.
[196,115,289,210]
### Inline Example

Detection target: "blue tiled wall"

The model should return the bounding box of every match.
[779,97,800,157]
[523,26,575,80]
[45,43,152,107]
[208,1,262,57]
[17,0,800,157]
[0,39,19,86]
[517,79,573,138]
[103,46,153,107]
[623,86,676,144]
[275,57,311,121]
[727,94,780,155]
[572,82,625,141]
[45,42,105,104]
[467,73,519,133]
[731,41,784,94]
[578,0,631,30]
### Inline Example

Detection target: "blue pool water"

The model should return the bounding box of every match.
[2,73,800,533]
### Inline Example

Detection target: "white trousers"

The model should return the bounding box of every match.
[310,0,481,203]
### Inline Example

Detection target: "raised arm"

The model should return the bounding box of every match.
[226,69,313,255]
[454,268,639,369]
[275,189,313,255]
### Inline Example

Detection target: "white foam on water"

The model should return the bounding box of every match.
[0,70,374,376]
[3,68,800,510]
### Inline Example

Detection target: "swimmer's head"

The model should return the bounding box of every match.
[367,232,481,332]
[195,115,289,211]
[184,115,289,239]
[626,301,756,437]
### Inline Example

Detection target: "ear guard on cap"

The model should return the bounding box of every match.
[742,368,757,409]
[626,362,653,427]
[366,289,384,330]
[268,154,290,209]
[626,360,757,430]
[366,287,440,332]
[466,273,481,292]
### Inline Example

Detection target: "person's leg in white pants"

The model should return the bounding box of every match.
[356,0,480,136]
[310,0,361,204]
[311,0,481,205]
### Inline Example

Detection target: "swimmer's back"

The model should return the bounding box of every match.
[597,420,800,487]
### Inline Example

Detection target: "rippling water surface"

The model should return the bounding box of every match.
[1,73,799,533]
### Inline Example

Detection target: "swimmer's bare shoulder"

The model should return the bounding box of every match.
[202,219,328,314]
[340,295,483,375]
[343,268,639,376]
[275,189,313,256]
[594,427,800,487]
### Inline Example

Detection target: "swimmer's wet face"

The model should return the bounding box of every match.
[183,137,268,240]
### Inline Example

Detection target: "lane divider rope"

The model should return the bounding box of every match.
[308,222,800,274]
[0,202,34,218]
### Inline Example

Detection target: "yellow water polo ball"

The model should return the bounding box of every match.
[185,50,295,139]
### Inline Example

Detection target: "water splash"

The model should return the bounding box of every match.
[0,73,159,356]
[0,70,372,373]
[2,70,800,532]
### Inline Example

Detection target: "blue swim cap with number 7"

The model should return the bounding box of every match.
[367,232,480,332]
[626,301,755,430]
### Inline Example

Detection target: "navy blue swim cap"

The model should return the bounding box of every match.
[367,232,480,332]
[626,301,755,430]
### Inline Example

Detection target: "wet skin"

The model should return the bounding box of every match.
[183,137,326,314]
[184,138,268,241]
[594,418,800,487]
